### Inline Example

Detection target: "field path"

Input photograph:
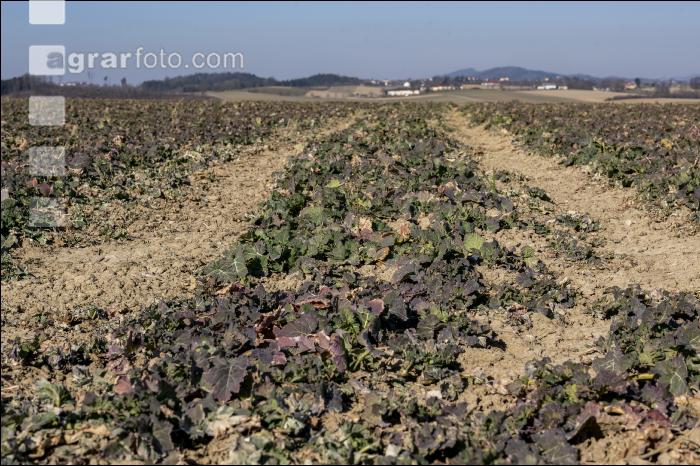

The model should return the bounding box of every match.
[2,116,357,319]
[447,109,700,298]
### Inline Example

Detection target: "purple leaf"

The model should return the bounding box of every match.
[274,312,319,338]
[114,375,134,396]
[330,334,347,373]
[367,298,384,315]
[202,356,249,402]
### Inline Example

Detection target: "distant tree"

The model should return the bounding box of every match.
[561,76,595,90]
[141,72,277,92]
[602,79,626,92]
[655,81,671,97]
[121,77,127,87]
[691,77,700,90]
[635,78,641,89]
[0,74,53,94]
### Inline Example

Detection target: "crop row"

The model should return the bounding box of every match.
[0,98,360,278]
[466,102,700,218]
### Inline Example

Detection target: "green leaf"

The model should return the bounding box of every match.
[463,233,485,252]
[1,233,17,249]
[299,205,325,224]
[522,245,538,267]
[232,247,249,280]
[38,380,70,407]
[653,356,688,396]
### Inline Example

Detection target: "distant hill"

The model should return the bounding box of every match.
[141,72,276,92]
[446,66,561,81]
[446,67,478,77]
[445,67,700,83]
[667,74,700,82]
[283,73,363,87]
[141,72,365,93]
[1,72,368,96]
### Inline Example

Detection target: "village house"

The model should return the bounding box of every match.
[429,85,455,92]
[480,81,499,88]
[387,88,421,97]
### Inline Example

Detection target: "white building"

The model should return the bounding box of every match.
[536,83,558,90]
[429,85,454,92]
[387,89,421,97]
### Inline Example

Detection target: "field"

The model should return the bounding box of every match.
[209,87,580,104]
[210,87,700,105]
[1,98,699,464]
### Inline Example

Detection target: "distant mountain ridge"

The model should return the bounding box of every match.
[446,66,560,81]
[444,66,699,83]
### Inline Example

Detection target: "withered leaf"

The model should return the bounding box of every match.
[202,356,249,402]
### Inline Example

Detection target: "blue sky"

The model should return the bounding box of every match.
[2,1,699,83]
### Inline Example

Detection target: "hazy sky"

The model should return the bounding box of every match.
[2,1,698,83]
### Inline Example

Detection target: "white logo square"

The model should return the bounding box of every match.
[29,0,66,25]
[29,45,65,76]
